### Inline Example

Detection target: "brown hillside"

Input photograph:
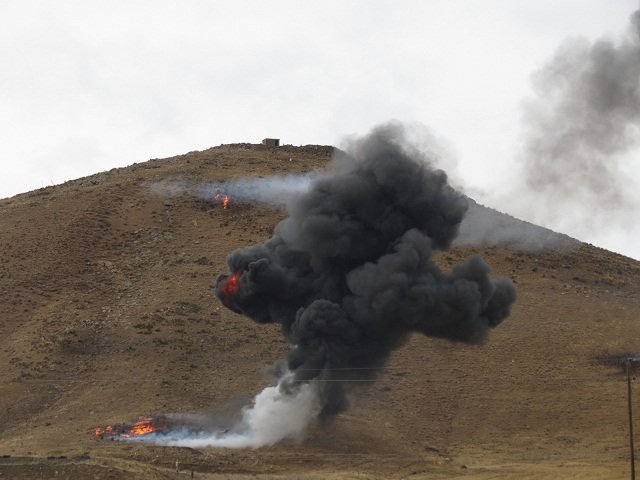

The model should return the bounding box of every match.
[1,144,639,479]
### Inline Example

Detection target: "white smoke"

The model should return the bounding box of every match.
[151,173,325,208]
[454,198,577,251]
[125,373,321,449]
[201,174,324,207]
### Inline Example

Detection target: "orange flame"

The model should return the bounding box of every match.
[224,271,242,296]
[92,417,163,438]
[214,193,231,209]
[121,418,158,437]
[92,425,116,437]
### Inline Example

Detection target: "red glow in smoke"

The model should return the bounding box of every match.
[224,271,242,296]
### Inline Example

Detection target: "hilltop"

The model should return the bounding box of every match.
[1,144,639,479]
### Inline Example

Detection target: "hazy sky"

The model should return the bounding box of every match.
[1,1,639,259]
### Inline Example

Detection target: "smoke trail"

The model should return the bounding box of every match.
[196,173,326,207]
[205,124,516,446]
[151,173,325,208]
[517,9,640,229]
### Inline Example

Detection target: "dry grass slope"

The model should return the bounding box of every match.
[1,144,639,479]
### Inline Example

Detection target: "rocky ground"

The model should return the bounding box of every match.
[1,144,639,479]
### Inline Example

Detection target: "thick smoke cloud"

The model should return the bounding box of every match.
[519,9,640,227]
[215,125,516,417]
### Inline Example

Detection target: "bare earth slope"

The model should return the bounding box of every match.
[1,144,639,479]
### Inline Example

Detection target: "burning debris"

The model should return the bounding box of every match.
[92,415,216,442]
[93,416,174,440]
[214,192,231,209]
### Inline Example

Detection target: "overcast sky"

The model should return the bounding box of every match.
[1,1,639,259]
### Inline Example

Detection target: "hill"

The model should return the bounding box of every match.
[1,144,639,479]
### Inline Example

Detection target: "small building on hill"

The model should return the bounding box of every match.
[262,138,280,147]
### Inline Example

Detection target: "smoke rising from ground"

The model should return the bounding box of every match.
[514,9,640,231]
[208,125,516,445]
[128,373,320,448]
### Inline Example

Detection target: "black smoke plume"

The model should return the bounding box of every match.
[215,125,516,416]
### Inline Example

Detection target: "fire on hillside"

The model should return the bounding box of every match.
[93,416,169,440]
[91,414,237,445]
[214,193,231,209]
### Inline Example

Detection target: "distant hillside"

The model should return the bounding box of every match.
[1,144,639,479]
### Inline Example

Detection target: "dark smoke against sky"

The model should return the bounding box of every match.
[215,125,516,421]
[500,9,640,239]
